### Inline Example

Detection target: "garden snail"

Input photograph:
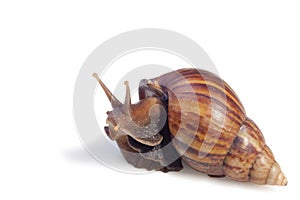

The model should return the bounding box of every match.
[93,68,287,186]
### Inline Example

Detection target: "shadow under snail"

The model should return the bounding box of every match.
[93,68,287,186]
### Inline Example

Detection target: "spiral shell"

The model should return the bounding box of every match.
[148,68,287,185]
[94,68,287,186]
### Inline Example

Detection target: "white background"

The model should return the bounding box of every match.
[1,0,299,199]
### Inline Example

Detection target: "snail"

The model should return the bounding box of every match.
[93,68,287,186]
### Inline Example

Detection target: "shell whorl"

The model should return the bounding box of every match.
[150,68,287,186]
[223,118,287,185]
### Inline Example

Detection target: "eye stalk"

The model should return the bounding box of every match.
[93,73,121,107]
[124,80,131,115]
[93,73,166,146]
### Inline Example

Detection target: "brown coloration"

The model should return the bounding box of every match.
[93,73,121,107]
[250,146,287,185]
[94,73,182,172]
[148,68,287,185]
[94,68,287,186]
[102,79,164,146]
[115,135,182,172]
[150,69,246,176]
[115,136,163,170]
[223,118,265,181]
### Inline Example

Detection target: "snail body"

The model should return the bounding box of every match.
[93,68,287,186]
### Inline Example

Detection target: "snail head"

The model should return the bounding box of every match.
[93,73,166,146]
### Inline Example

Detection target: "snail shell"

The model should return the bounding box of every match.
[93,68,287,186]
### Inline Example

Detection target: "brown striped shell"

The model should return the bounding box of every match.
[149,69,287,185]
[93,68,287,186]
